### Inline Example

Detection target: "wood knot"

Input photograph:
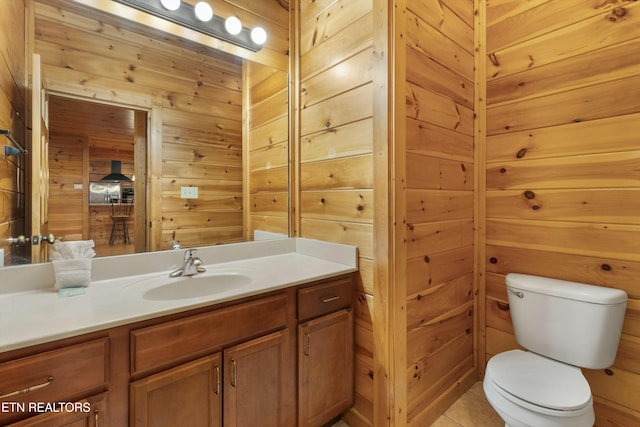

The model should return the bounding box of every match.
[523,190,536,199]
[424,256,430,263]
[497,302,510,311]
[612,7,627,17]
[489,257,498,264]
[516,148,527,158]
[356,204,364,211]
[601,264,612,271]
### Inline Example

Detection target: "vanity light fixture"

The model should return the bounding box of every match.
[160,0,180,11]
[113,0,266,51]
[194,2,213,22]
[225,16,242,36]
[251,26,268,45]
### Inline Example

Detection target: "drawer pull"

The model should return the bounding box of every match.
[304,332,311,356]
[214,364,221,394]
[0,376,54,399]
[94,408,100,427]
[231,359,237,388]
[320,295,340,303]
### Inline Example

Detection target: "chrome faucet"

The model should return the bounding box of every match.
[169,249,206,278]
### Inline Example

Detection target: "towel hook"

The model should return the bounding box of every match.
[1,130,28,156]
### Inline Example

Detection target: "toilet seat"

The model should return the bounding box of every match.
[486,350,592,414]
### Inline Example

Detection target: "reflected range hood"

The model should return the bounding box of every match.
[100,160,132,182]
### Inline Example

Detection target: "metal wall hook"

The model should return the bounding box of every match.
[1,129,28,156]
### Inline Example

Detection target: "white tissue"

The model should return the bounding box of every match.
[50,240,96,261]
[50,240,95,289]
[52,259,92,289]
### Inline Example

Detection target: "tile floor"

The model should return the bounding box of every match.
[333,381,503,427]
[431,381,503,426]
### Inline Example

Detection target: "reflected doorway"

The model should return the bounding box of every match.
[48,96,147,257]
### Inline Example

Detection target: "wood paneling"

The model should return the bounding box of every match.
[246,62,289,240]
[402,1,476,423]
[485,1,640,424]
[0,0,26,265]
[297,1,375,424]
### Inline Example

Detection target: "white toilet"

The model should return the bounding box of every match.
[484,273,627,427]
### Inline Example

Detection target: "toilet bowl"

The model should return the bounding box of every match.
[483,274,627,427]
[484,350,594,427]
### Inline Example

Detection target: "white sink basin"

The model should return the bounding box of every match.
[122,269,255,301]
[143,273,253,300]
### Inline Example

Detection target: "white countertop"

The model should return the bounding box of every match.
[0,238,358,353]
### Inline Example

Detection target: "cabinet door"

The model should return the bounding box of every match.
[223,329,289,427]
[7,393,107,427]
[299,309,354,427]
[130,353,222,427]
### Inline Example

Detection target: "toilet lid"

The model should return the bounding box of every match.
[487,350,592,411]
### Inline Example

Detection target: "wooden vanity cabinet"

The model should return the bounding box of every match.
[129,329,290,427]
[298,277,355,427]
[7,393,108,427]
[0,273,355,427]
[130,353,222,427]
[129,293,293,427]
[224,329,289,427]
[0,338,109,426]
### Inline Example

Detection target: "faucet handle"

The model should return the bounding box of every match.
[184,248,198,259]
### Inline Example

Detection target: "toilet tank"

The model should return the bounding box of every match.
[506,273,627,369]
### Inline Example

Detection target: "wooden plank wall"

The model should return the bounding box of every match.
[246,62,289,239]
[0,0,27,265]
[296,0,375,424]
[402,0,477,425]
[32,0,288,251]
[48,133,85,243]
[484,1,640,425]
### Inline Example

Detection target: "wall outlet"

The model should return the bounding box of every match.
[181,186,198,199]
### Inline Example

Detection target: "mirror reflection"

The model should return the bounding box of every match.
[48,96,144,258]
[1,0,289,265]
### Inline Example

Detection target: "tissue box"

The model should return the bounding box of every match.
[52,259,92,289]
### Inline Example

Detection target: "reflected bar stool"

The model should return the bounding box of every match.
[109,199,132,245]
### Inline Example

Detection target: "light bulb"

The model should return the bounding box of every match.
[250,27,267,45]
[160,0,180,11]
[225,16,242,35]
[194,2,213,22]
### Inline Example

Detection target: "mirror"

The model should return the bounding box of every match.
[3,0,289,265]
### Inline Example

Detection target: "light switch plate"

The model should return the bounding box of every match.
[181,186,198,199]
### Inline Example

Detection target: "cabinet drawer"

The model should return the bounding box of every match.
[131,293,288,375]
[0,338,108,419]
[298,277,353,322]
